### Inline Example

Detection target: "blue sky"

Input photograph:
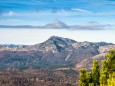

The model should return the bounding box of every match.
[0,0,115,25]
[0,0,115,44]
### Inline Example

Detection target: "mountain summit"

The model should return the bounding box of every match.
[46,36,76,45]
[38,36,76,52]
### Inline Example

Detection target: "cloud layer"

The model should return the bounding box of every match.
[0,20,114,30]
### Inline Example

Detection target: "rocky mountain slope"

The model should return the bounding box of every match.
[0,36,114,69]
[76,45,115,69]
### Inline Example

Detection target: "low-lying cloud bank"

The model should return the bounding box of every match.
[0,20,114,30]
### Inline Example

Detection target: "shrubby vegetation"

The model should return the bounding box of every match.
[79,50,115,86]
[0,68,77,86]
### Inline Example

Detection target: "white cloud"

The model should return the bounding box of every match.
[2,11,14,16]
[7,11,14,16]
[72,8,92,13]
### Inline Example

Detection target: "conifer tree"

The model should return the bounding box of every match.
[107,72,115,86]
[92,60,100,85]
[100,60,108,86]
[79,68,91,86]
[79,49,115,86]
[100,49,115,85]
[106,49,115,72]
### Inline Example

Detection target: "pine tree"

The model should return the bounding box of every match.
[106,49,115,72]
[100,60,108,86]
[79,49,115,86]
[107,72,115,86]
[100,49,115,86]
[89,83,94,86]
[79,68,91,86]
[92,60,100,85]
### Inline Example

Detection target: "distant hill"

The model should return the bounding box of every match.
[0,36,114,69]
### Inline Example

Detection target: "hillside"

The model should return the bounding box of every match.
[0,36,114,69]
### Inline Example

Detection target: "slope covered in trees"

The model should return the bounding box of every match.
[0,69,78,86]
[79,50,115,86]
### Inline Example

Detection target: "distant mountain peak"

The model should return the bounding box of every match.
[47,36,77,44]
[48,36,64,41]
[49,35,60,39]
[38,36,77,52]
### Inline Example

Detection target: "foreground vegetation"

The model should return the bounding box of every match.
[79,50,115,86]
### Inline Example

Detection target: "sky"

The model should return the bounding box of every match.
[0,0,115,44]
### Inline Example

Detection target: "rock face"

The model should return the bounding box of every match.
[0,36,114,68]
[35,36,76,52]
[76,44,115,70]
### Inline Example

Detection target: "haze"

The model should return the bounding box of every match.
[0,29,114,45]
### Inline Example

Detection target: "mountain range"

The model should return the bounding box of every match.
[0,36,114,69]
